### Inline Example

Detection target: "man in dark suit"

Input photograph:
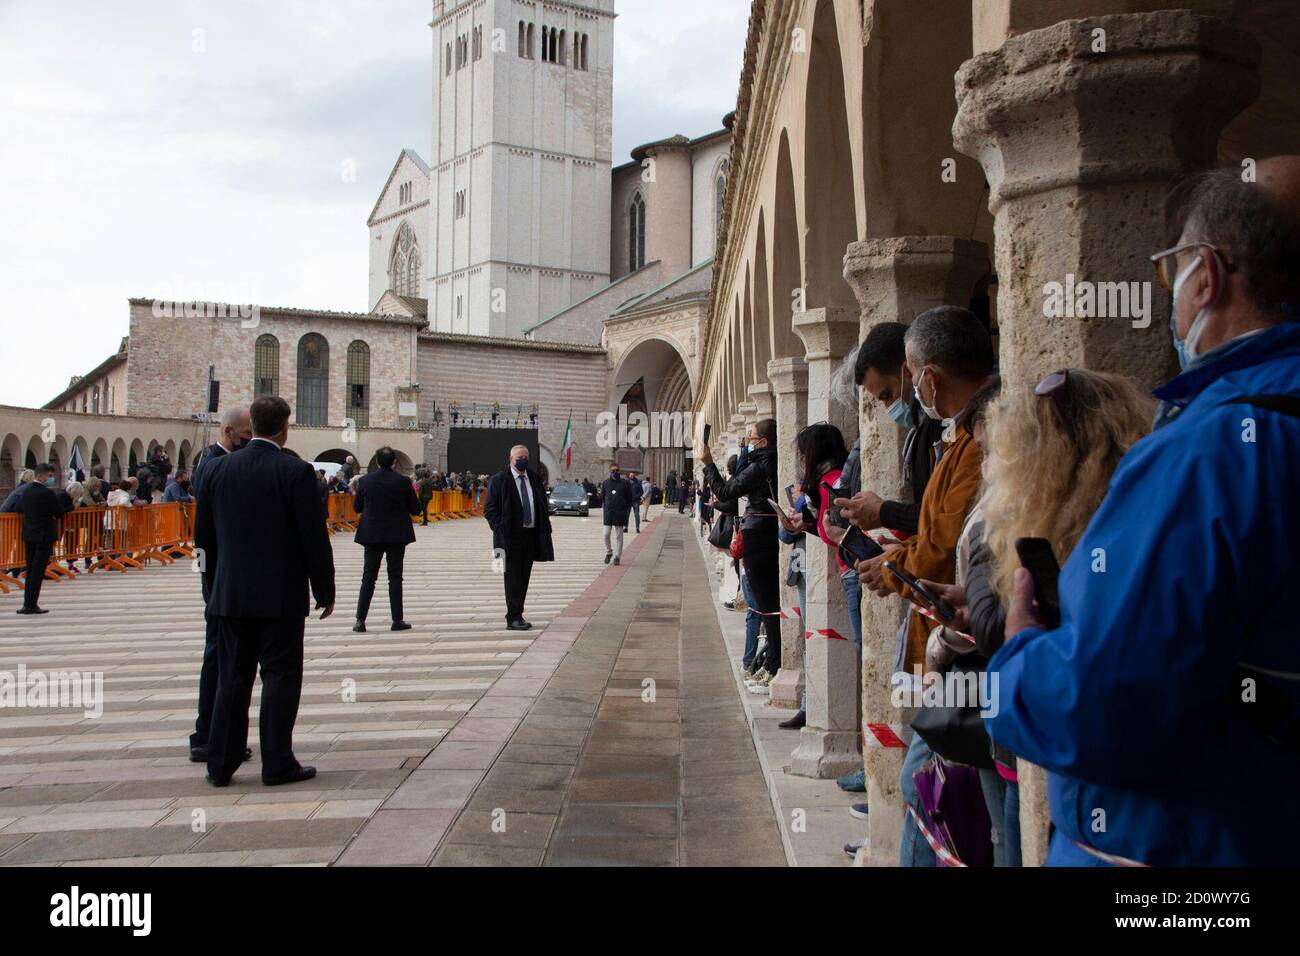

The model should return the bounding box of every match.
[483,444,553,631]
[1,463,72,615]
[187,405,252,764]
[194,396,335,787]
[600,465,633,566]
[352,446,421,633]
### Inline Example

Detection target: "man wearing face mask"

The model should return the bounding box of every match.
[600,464,633,565]
[835,321,946,537]
[188,404,253,764]
[985,162,1300,866]
[484,444,555,630]
[1,462,73,615]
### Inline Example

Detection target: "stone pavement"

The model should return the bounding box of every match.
[0,507,788,866]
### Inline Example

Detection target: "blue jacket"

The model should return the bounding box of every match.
[986,321,1300,866]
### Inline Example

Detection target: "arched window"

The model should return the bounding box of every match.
[526,23,535,59]
[582,33,589,71]
[628,192,646,272]
[445,42,452,75]
[254,334,280,398]
[296,333,329,427]
[346,341,371,428]
[518,21,525,57]
[92,384,100,414]
[390,221,421,297]
[559,30,567,66]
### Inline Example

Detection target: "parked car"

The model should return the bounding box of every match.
[547,481,589,517]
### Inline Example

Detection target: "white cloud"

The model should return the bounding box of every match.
[0,0,748,408]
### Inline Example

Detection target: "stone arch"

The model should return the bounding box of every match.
[68,435,90,476]
[50,434,68,472]
[91,437,109,471]
[771,130,803,359]
[129,438,145,474]
[178,440,193,470]
[111,438,127,480]
[609,333,695,410]
[751,211,773,382]
[314,448,354,467]
[1,433,22,490]
[164,439,177,462]
[802,0,858,313]
[536,443,559,486]
[366,449,413,476]
[731,294,746,410]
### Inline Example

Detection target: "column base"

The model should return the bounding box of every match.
[789,728,861,779]
[768,667,803,710]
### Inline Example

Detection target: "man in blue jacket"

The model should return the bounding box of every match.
[987,160,1300,865]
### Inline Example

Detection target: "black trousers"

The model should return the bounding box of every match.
[22,541,51,609]
[418,496,432,525]
[356,543,406,623]
[741,525,782,673]
[190,609,219,748]
[503,533,536,623]
[207,615,305,783]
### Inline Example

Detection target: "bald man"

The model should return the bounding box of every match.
[483,444,554,630]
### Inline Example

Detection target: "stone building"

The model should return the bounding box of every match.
[1,0,733,496]
[697,0,1299,866]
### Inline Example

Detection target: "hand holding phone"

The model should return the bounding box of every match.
[882,560,956,622]
[1014,537,1061,629]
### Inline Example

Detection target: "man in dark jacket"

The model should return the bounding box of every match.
[483,444,554,630]
[188,405,252,764]
[1,463,72,614]
[600,465,634,565]
[193,396,335,787]
[352,447,421,633]
[416,468,435,525]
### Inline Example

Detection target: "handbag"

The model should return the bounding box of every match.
[911,753,993,867]
[729,525,744,560]
[910,652,996,770]
[707,512,734,551]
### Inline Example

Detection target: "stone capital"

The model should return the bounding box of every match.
[793,307,859,362]
[953,11,1260,214]
[843,236,990,325]
[746,383,774,419]
[738,401,759,427]
[766,356,808,396]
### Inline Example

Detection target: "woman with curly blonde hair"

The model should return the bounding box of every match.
[981,369,1154,603]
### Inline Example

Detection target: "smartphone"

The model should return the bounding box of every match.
[821,480,849,529]
[702,423,711,447]
[838,525,883,564]
[784,483,794,507]
[1014,537,1061,629]
[882,560,955,623]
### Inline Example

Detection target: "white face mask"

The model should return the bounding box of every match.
[1171,255,1217,364]
[913,367,942,421]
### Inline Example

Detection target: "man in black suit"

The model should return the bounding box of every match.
[600,465,634,566]
[483,444,553,631]
[352,446,421,633]
[1,463,72,615]
[194,396,335,787]
[187,405,252,764]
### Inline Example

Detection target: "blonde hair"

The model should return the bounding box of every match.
[983,369,1153,601]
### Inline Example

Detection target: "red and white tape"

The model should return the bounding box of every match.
[865,722,907,749]
[804,627,848,641]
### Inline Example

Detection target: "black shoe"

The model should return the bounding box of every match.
[191,746,252,763]
[206,773,231,788]
[263,765,316,787]
[507,619,530,631]
[16,606,48,615]
[779,710,807,730]
[612,557,620,566]
[604,552,612,564]
[391,621,412,631]
[352,621,366,633]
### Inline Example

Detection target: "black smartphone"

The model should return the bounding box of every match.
[838,525,883,565]
[1015,537,1061,629]
[784,483,794,506]
[702,423,711,447]
[882,559,956,623]
[821,480,849,529]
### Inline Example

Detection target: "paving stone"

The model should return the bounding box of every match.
[444,811,556,848]
[431,843,545,867]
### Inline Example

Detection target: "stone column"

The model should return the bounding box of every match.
[952,10,1259,864]
[747,383,775,421]
[842,235,990,863]
[765,356,807,711]
[788,307,862,778]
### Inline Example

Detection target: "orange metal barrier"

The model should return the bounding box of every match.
[414,489,476,524]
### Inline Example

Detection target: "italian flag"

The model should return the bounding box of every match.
[561,410,574,471]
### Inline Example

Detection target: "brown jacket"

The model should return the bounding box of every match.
[881,421,984,669]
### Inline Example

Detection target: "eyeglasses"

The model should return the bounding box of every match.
[1149,241,1235,292]
[1034,369,1071,422]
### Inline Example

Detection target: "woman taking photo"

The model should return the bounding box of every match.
[699,419,781,688]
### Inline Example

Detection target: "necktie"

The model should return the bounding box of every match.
[517,474,532,527]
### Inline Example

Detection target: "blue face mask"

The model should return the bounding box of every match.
[886,397,913,429]
[514,457,528,472]
[44,477,56,488]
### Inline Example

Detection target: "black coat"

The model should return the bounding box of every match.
[193,439,336,619]
[192,442,229,498]
[0,481,71,545]
[600,476,635,525]
[484,468,554,560]
[354,468,421,546]
[703,447,779,530]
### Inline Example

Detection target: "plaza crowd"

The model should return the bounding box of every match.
[695,159,1300,866]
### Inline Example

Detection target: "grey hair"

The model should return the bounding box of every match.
[830,345,861,409]
[220,405,247,430]
[904,306,994,381]
[1180,168,1300,313]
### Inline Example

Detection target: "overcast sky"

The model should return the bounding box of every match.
[0,0,749,408]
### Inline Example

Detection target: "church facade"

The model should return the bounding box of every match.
[2,0,733,495]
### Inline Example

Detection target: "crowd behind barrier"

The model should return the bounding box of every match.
[0,487,483,594]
